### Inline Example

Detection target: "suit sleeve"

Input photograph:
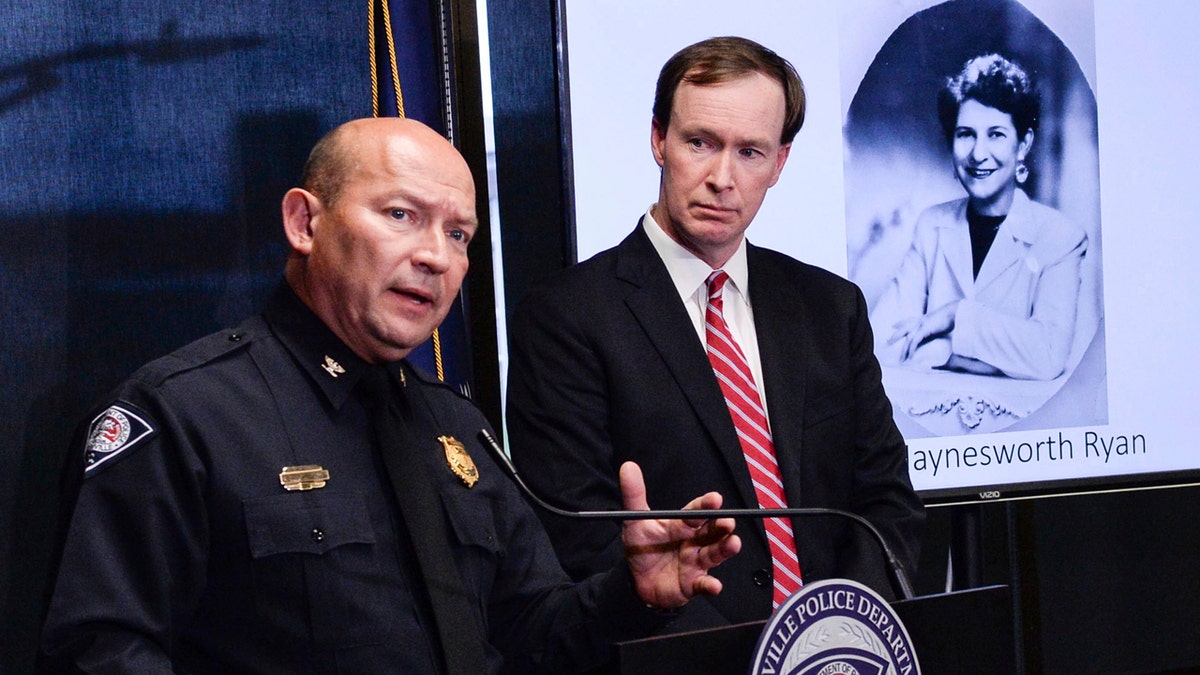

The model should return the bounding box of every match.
[505,282,628,580]
[843,285,926,593]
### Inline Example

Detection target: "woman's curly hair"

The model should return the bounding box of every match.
[937,53,1040,142]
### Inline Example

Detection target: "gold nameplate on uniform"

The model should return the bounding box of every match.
[280,465,330,491]
[439,435,478,488]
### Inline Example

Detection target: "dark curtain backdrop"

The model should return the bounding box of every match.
[0,2,470,672]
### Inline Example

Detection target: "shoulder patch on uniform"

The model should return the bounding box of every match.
[84,403,158,476]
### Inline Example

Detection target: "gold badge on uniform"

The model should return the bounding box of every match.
[280,465,330,491]
[439,435,478,488]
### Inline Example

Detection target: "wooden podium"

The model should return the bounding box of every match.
[616,585,1014,674]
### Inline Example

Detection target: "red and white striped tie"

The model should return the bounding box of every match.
[705,270,802,607]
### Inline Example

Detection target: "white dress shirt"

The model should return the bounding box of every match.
[641,208,773,429]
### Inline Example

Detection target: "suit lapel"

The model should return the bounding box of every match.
[975,190,1036,292]
[746,246,807,507]
[974,229,1024,291]
[615,227,763,515]
[938,202,977,301]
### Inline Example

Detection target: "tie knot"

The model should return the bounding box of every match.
[706,270,729,301]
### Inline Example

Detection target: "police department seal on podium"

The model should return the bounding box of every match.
[749,578,919,675]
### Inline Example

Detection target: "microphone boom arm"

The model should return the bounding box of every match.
[477,429,915,600]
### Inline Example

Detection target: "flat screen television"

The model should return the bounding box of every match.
[553,0,1200,504]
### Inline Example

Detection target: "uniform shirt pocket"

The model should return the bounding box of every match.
[439,490,503,619]
[245,492,375,556]
[243,492,390,647]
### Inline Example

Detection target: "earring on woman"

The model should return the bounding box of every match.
[1015,160,1029,184]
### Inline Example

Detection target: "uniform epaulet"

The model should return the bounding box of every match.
[402,360,475,404]
[129,317,265,389]
[83,318,266,478]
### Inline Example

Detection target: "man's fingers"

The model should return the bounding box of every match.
[692,574,724,598]
[619,461,649,512]
[698,533,741,570]
[688,514,737,548]
[679,490,724,528]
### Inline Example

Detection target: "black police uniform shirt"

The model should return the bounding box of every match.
[41,285,665,674]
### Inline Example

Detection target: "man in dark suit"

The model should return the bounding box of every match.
[506,36,925,632]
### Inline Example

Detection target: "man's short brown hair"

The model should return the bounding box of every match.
[653,36,806,145]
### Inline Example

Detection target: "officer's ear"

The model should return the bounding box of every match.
[282,188,321,255]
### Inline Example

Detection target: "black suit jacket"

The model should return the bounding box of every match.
[506,223,925,632]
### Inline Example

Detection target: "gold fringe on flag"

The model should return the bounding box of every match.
[369,0,444,380]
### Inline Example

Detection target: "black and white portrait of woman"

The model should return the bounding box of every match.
[872,53,1086,380]
[843,0,1106,436]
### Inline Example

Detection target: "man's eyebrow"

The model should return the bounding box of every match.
[682,123,776,147]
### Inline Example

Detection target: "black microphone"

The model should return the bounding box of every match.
[476,429,915,600]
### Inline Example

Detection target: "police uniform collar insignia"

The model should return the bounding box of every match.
[84,404,157,476]
[321,355,346,378]
[439,435,478,488]
[279,465,331,491]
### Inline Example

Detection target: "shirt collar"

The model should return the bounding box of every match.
[641,206,751,304]
[263,283,385,410]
